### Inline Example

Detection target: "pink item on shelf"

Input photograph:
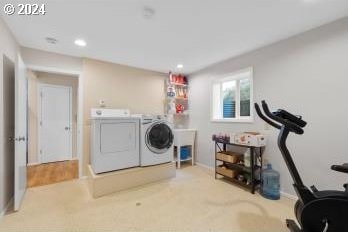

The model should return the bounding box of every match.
[178,75,184,84]
[173,74,178,83]
[175,104,184,114]
[169,72,174,83]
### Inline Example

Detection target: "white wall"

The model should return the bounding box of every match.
[0,17,20,214]
[82,58,166,174]
[21,47,83,74]
[189,18,348,196]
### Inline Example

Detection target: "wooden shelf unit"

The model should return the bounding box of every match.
[214,140,264,194]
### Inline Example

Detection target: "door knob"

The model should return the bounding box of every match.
[65,127,70,130]
[15,136,26,142]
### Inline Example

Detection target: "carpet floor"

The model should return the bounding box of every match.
[0,165,295,232]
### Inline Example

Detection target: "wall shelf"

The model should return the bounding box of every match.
[166,72,189,115]
[172,113,189,116]
[174,97,188,100]
[166,97,188,101]
[169,82,188,87]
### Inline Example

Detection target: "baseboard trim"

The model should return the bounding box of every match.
[79,175,88,180]
[27,162,41,166]
[27,158,79,166]
[0,197,13,218]
[195,162,214,171]
[280,191,298,200]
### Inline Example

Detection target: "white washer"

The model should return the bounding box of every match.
[139,115,174,166]
[90,108,140,174]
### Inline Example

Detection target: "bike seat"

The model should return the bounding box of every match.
[331,163,348,173]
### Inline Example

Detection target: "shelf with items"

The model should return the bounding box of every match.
[166,97,188,101]
[214,139,264,194]
[217,159,253,173]
[174,97,188,101]
[174,145,194,168]
[168,73,188,86]
[216,169,259,190]
[173,113,189,116]
[169,82,188,87]
[174,156,192,162]
[166,72,189,115]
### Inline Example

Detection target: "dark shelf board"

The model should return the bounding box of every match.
[216,172,261,190]
[216,159,251,172]
[217,151,243,157]
[216,172,251,189]
[214,140,265,149]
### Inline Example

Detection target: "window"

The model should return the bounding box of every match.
[211,68,253,122]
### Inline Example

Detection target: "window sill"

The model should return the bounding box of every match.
[211,118,254,123]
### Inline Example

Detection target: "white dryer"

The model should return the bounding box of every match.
[90,108,140,174]
[140,115,174,166]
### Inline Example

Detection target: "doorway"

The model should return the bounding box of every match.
[38,84,72,163]
[26,70,79,187]
[2,55,15,212]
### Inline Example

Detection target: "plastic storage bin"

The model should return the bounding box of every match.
[180,146,190,160]
[261,164,280,200]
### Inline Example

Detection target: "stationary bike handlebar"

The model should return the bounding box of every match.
[255,100,305,135]
[254,103,281,129]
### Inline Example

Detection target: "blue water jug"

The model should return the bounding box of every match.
[261,164,280,200]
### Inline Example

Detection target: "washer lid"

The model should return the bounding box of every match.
[146,122,173,154]
[91,108,130,119]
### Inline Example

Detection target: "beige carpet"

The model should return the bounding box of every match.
[0,165,295,232]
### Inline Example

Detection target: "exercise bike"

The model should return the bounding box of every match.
[254,100,348,232]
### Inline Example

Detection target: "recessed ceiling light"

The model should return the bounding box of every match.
[177,64,183,69]
[143,6,155,19]
[45,37,58,44]
[74,39,87,47]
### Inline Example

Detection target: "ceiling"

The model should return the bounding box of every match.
[1,0,348,73]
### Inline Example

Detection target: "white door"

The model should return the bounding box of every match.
[14,55,27,211]
[39,84,72,163]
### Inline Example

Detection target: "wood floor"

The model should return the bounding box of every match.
[27,160,78,188]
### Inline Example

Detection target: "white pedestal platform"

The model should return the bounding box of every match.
[87,162,176,198]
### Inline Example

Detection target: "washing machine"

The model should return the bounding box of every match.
[139,115,174,166]
[90,108,140,174]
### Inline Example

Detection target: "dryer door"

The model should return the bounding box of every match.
[146,122,173,154]
[90,118,140,174]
